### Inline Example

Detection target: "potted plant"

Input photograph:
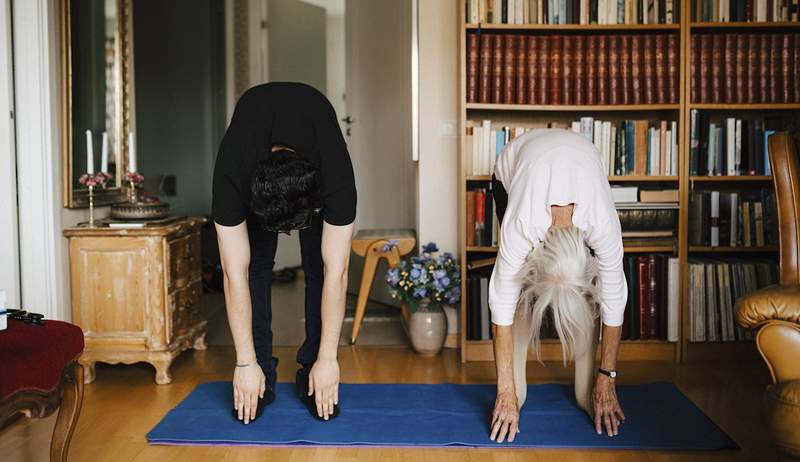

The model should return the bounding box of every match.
[385,242,461,356]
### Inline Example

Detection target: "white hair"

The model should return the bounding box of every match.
[514,226,601,365]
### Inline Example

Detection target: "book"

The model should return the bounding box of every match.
[640,189,679,202]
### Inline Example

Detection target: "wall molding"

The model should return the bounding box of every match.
[13,0,66,320]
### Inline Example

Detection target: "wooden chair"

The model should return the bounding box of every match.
[350,229,416,344]
[0,319,85,461]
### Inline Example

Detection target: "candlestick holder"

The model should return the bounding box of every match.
[128,180,137,203]
[123,172,145,204]
[88,185,96,227]
[78,173,107,228]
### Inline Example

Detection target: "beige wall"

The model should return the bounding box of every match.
[417,0,459,254]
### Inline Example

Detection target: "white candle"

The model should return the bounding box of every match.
[100,132,108,173]
[85,130,94,174]
[128,131,137,172]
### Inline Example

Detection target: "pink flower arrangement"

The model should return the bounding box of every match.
[78,173,108,188]
[123,172,145,184]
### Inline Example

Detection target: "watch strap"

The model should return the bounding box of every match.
[598,367,617,378]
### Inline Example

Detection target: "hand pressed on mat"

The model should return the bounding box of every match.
[490,389,520,443]
[233,362,265,424]
[592,374,626,437]
[308,358,340,420]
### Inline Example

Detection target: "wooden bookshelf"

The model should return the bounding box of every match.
[458,0,785,364]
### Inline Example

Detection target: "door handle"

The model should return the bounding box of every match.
[341,116,355,125]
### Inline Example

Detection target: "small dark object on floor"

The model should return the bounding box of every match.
[272,267,299,284]
[295,367,340,421]
[6,309,45,326]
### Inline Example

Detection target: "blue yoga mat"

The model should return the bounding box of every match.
[147,381,737,449]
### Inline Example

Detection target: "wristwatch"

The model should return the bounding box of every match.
[598,368,617,379]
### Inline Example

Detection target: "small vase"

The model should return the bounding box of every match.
[408,300,447,356]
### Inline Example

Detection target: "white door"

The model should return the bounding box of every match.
[345,0,415,305]
[345,0,415,231]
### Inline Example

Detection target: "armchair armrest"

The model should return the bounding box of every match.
[736,284,800,329]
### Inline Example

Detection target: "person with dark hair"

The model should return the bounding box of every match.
[212,82,356,424]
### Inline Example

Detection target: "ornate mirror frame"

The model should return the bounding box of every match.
[60,0,135,208]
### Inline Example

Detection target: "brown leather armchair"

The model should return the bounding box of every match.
[736,132,800,461]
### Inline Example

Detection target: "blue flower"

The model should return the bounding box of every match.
[385,268,400,286]
[409,267,421,280]
[418,269,429,283]
[433,269,447,280]
[413,287,427,298]
[439,276,451,287]
[422,242,439,254]
[382,239,398,252]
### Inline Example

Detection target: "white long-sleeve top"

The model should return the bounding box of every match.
[488,129,627,327]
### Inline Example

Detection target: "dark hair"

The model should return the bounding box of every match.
[250,148,321,232]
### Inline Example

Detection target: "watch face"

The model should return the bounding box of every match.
[610,371,617,378]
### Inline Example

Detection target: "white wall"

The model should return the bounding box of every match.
[417,0,459,254]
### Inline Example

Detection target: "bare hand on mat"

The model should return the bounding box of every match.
[490,389,520,443]
[309,358,340,420]
[592,374,625,437]
[233,363,265,424]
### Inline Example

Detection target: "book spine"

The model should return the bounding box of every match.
[759,34,769,103]
[620,35,632,105]
[515,35,527,104]
[795,34,800,102]
[735,34,746,104]
[468,33,480,103]
[538,35,551,103]
[574,36,586,105]
[608,35,621,105]
[597,35,608,104]
[503,34,517,104]
[667,34,678,103]
[654,34,666,104]
[781,33,791,103]
[643,34,655,104]
[492,34,503,103]
[563,35,575,104]
[550,35,564,104]
[769,34,780,103]
[723,34,735,103]
[631,35,642,104]
[711,33,723,103]
[587,35,598,104]
[637,256,649,340]
[699,34,711,103]
[466,190,476,247]
[527,35,539,104]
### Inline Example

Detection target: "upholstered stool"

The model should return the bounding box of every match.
[0,319,85,461]
[350,229,416,344]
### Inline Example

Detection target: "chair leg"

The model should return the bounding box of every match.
[351,243,384,344]
[50,362,84,462]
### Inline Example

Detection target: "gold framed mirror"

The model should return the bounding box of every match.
[61,0,135,208]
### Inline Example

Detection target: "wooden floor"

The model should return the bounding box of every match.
[0,346,778,461]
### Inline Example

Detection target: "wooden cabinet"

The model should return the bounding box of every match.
[63,217,208,384]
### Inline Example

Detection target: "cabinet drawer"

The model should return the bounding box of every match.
[168,281,202,343]
[167,232,201,291]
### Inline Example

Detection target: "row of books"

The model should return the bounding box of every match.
[689,113,774,176]
[621,255,679,341]
[691,33,800,104]
[693,0,800,22]
[466,0,680,24]
[618,203,679,248]
[688,259,777,342]
[466,119,678,177]
[689,190,778,247]
[466,187,500,247]
[466,33,679,105]
[466,272,493,341]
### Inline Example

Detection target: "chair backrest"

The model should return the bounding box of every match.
[768,132,800,285]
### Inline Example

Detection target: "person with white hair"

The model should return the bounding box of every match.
[487,128,628,443]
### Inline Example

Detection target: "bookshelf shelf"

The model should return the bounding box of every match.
[682,341,760,361]
[466,246,499,252]
[466,175,492,181]
[465,23,682,31]
[609,175,679,182]
[689,21,800,30]
[690,175,773,182]
[467,103,681,112]
[689,245,779,253]
[689,103,800,110]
